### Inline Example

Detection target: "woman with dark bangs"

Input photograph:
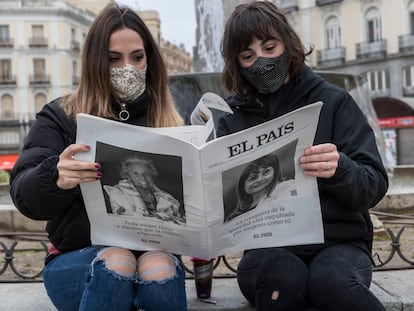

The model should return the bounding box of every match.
[218,2,388,311]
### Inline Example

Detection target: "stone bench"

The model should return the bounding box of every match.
[1,270,414,310]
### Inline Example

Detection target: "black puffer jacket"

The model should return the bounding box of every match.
[9,93,149,255]
[217,65,388,257]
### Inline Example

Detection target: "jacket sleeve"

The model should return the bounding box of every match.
[9,103,80,220]
[317,92,388,212]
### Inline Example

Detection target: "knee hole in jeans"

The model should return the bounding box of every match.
[97,247,137,277]
[137,251,177,281]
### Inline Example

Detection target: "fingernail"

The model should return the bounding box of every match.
[85,145,91,150]
[95,163,101,169]
[97,172,103,177]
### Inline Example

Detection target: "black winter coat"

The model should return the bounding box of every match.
[10,93,149,256]
[217,65,388,257]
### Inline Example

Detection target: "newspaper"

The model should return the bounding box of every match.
[190,92,233,140]
[76,101,324,260]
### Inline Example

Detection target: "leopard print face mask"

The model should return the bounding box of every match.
[110,64,146,102]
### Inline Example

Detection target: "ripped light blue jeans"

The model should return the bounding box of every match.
[43,246,187,311]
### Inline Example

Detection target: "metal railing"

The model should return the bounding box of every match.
[399,34,414,53]
[317,47,346,65]
[371,211,414,270]
[1,213,413,282]
[356,39,387,59]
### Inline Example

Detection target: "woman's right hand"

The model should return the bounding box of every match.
[56,144,102,190]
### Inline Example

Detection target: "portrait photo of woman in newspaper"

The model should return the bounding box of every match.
[103,155,185,224]
[223,140,297,223]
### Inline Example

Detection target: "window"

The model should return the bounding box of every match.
[32,25,43,38]
[34,93,47,113]
[403,64,414,88]
[1,94,13,119]
[409,1,414,34]
[70,28,80,50]
[33,58,46,79]
[411,11,414,34]
[72,60,79,84]
[325,16,341,49]
[365,8,382,42]
[0,25,10,43]
[0,59,11,80]
[366,70,389,92]
[31,25,45,45]
[72,60,78,75]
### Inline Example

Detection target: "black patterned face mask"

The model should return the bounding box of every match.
[240,52,290,94]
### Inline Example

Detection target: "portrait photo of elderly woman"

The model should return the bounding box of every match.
[97,142,186,225]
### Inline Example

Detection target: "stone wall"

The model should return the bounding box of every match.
[0,184,46,232]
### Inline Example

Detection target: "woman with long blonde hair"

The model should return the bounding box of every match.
[10,3,186,310]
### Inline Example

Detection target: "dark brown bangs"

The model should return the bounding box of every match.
[247,10,282,42]
[229,8,282,53]
[226,14,253,53]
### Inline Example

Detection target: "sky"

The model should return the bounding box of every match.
[117,0,197,55]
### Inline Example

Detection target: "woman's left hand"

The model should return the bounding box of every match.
[299,143,339,179]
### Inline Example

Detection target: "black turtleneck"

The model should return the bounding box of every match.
[111,91,150,126]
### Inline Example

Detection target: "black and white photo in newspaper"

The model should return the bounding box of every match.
[76,100,324,259]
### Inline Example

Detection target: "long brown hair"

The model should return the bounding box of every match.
[221,1,312,95]
[61,3,182,127]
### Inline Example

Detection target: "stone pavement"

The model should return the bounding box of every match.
[1,269,414,311]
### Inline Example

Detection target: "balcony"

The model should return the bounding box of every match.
[279,0,299,13]
[0,75,17,86]
[403,86,414,97]
[316,0,343,6]
[370,89,390,99]
[0,38,14,48]
[316,47,346,67]
[356,39,387,60]
[0,112,35,123]
[29,37,48,48]
[71,40,80,51]
[29,74,50,86]
[0,130,21,150]
[399,34,414,53]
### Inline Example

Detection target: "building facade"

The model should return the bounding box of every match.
[274,0,414,165]
[66,0,114,15]
[161,39,193,74]
[0,0,96,161]
[0,0,95,122]
[138,10,193,74]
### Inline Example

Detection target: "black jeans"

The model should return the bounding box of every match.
[236,244,386,311]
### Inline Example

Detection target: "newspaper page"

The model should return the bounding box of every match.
[76,101,324,259]
[190,92,233,141]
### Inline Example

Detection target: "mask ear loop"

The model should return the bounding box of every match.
[119,103,130,121]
